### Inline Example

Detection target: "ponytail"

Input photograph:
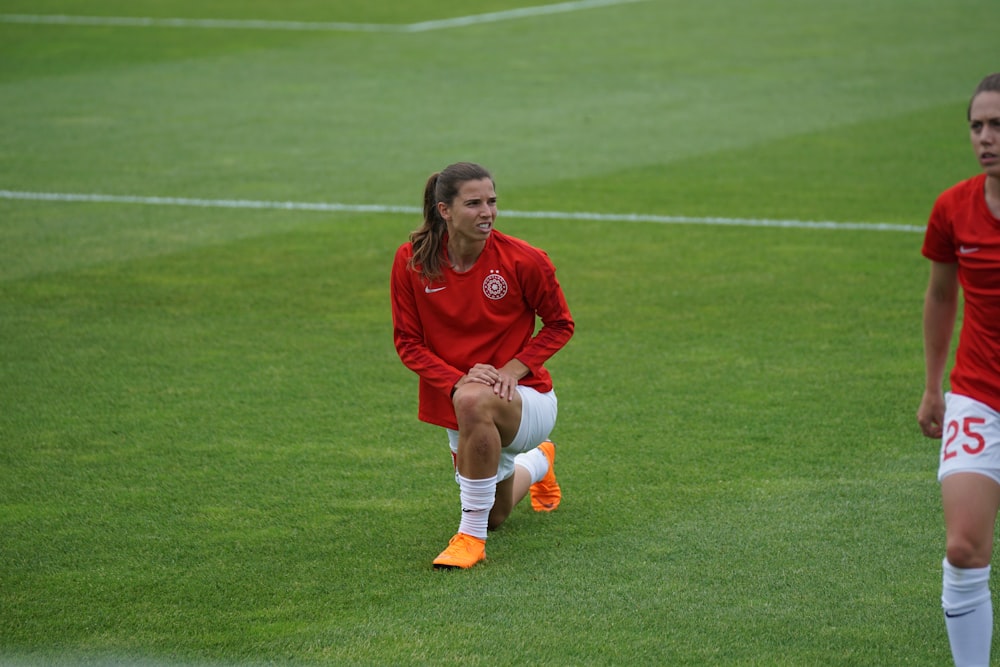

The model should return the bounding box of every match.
[408,172,447,282]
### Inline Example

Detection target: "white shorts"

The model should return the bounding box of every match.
[937,392,1000,485]
[446,386,558,482]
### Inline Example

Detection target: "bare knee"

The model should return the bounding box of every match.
[946,539,993,569]
[488,507,511,531]
[452,383,495,422]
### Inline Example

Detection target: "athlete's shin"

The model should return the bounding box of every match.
[942,558,992,667]
[457,473,497,540]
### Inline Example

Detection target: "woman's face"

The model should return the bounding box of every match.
[438,178,497,243]
[969,90,1000,178]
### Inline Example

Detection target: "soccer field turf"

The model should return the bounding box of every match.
[1,1,997,664]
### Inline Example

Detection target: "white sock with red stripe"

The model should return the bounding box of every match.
[456,474,496,540]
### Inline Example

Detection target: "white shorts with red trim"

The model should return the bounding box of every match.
[938,392,1000,485]
[446,386,558,482]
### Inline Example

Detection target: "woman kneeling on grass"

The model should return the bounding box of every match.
[917,72,1000,667]
[390,161,575,570]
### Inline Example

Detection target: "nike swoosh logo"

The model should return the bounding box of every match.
[424,286,447,293]
[945,609,977,618]
[959,246,980,254]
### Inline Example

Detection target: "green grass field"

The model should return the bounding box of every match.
[1,1,996,664]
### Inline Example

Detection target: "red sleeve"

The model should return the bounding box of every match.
[922,187,958,264]
[390,244,464,395]
[512,248,574,376]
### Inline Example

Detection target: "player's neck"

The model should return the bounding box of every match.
[446,239,485,273]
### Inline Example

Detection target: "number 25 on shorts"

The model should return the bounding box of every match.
[943,417,987,460]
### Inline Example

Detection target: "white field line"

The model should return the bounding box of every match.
[0,0,646,33]
[0,190,924,233]
[0,14,393,32]
[404,0,647,32]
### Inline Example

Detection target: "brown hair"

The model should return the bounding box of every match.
[408,162,494,282]
[968,72,1000,120]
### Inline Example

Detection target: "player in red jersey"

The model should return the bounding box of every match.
[918,72,1000,667]
[391,162,574,569]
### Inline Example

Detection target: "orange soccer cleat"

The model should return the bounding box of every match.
[432,533,486,570]
[529,440,561,512]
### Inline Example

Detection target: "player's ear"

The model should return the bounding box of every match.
[437,201,451,223]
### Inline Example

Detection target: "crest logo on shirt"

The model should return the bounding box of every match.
[482,270,508,300]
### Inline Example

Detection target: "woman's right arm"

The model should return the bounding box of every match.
[390,246,464,394]
[917,260,959,438]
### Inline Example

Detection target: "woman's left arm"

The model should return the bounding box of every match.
[511,251,575,375]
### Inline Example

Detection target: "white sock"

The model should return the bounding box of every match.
[457,474,496,540]
[942,558,992,667]
[513,447,550,484]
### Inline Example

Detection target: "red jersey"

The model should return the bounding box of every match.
[391,230,574,429]
[922,173,1000,412]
